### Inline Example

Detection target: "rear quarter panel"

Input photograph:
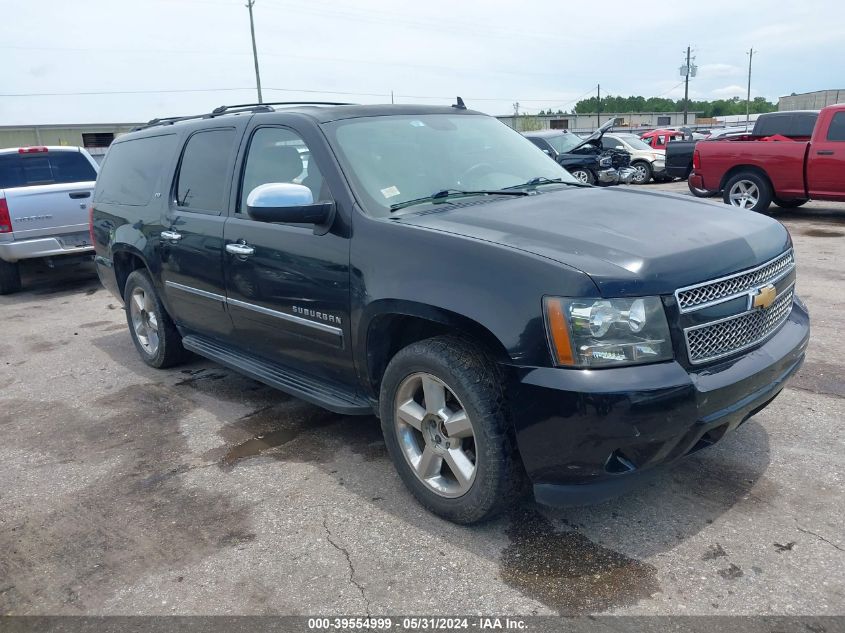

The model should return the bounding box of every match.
[696,139,809,198]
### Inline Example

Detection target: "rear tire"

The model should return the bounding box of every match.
[379,335,524,524]
[123,269,189,368]
[723,171,774,213]
[569,168,595,185]
[773,197,809,209]
[0,260,22,295]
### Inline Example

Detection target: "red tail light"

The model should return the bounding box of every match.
[0,196,11,233]
[692,149,701,170]
[88,204,95,245]
[18,146,49,154]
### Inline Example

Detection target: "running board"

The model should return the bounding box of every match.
[181,334,372,416]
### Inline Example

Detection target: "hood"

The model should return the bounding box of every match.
[569,118,616,152]
[396,187,791,297]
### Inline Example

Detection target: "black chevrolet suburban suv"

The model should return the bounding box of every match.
[92,102,810,524]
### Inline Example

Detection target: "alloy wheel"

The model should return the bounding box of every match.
[728,179,759,209]
[633,163,649,183]
[571,170,590,183]
[394,372,477,498]
[129,287,160,355]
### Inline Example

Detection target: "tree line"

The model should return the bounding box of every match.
[536,95,777,118]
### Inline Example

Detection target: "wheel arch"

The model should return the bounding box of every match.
[719,164,773,193]
[111,245,152,300]
[360,300,512,398]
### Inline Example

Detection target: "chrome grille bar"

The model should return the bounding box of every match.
[675,249,794,313]
[684,283,795,365]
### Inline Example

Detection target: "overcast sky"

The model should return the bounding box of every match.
[2,0,844,125]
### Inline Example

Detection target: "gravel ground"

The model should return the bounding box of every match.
[1,181,843,616]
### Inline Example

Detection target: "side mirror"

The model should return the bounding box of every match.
[246,183,334,231]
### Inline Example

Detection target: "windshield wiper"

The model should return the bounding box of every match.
[389,188,528,212]
[504,176,592,190]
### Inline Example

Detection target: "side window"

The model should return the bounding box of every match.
[239,127,332,213]
[528,137,550,152]
[826,113,845,141]
[602,138,623,149]
[175,128,237,214]
[94,133,178,206]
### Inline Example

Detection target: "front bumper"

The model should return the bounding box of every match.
[509,300,810,506]
[652,159,666,175]
[617,167,636,184]
[0,235,93,263]
[596,168,620,184]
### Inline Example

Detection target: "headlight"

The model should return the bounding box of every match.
[544,296,673,367]
[599,156,612,167]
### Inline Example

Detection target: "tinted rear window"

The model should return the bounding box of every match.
[0,151,97,189]
[94,133,178,206]
[175,128,237,213]
[754,112,818,137]
[826,112,845,141]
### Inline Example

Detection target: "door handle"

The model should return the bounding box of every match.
[160,230,182,241]
[817,150,835,155]
[226,243,255,257]
[69,191,91,199]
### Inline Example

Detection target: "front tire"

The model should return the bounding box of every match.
[773,197,809,209]
[0,260,21,295]
[568,168,595,185]
[631,161,653,185]
[379,336,523,524]
[723,171,773,213]
[123,269,189,368]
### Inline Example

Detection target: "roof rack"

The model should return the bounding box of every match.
[133,101,357,131]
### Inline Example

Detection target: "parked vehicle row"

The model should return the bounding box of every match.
[91,102,809,524]
[0,146,98,293]
[523,120,635,185]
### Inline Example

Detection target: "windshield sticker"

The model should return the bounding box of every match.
[381,186,401,198]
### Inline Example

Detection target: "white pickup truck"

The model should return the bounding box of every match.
[0,146,99,294]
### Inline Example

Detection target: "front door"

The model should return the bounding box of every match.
[159,125,243,338]
[223,125,355,386]
[807,110,845,199]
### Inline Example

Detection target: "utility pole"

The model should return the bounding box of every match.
[683,46,691,124]
[246,0,263,103]
[391,90,394,104]
[746,48,754,131]
[596,84,601,129]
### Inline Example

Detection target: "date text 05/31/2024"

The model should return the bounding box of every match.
[307,617,528,630]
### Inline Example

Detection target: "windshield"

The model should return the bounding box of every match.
[324,114,577,216]
[544,133,584,154]
[615,134,654,151]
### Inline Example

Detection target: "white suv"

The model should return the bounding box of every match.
[601,133,666,184]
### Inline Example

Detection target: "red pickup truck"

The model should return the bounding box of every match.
[689,103,845,213]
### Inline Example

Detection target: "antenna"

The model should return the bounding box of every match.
[453,96,467,110]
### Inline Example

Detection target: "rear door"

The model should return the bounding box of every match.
[223,122,356,386]
[159,122,246,338]
[0,149,97,245]
[807,110,845,198]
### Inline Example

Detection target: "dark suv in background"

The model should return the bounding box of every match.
[92,102,809,524]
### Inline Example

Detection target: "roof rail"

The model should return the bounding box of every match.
[133,101,356,131]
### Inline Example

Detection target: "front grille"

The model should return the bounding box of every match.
[685,284,794,364]
[676,249,794,312]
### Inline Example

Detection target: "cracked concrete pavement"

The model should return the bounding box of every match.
[0,181,843,616]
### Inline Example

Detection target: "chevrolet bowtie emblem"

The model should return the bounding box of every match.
[752,284,777,310]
